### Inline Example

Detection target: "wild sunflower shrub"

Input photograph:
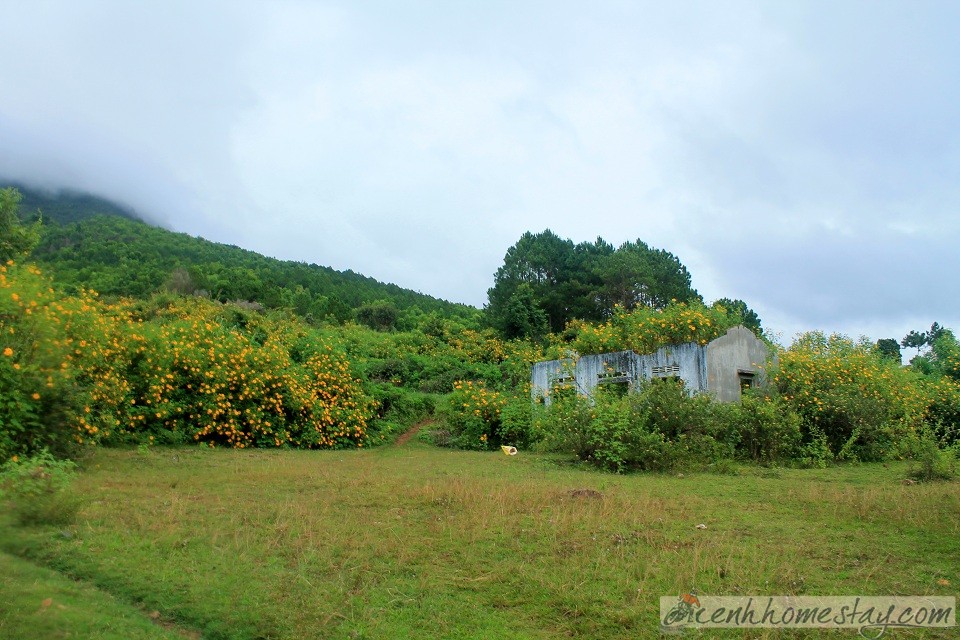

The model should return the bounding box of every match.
[1,264,376,456]
[772,332,925,461]
[561,301,741,355]
[75,298,375,449]
[434,380,509,450]
[0,262,85,459]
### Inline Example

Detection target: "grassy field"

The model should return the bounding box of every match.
[1,443,958,639]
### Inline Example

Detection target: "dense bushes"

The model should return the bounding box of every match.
[513,329,958,473]
[0,262,86,459]
[533,381,799,472]
[434,380,508,450]
[560,301,742,355]
[772,332,926,461]
[1,263,376,458]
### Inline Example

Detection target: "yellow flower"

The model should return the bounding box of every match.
[32,393,40,400]
[2,347,11,357]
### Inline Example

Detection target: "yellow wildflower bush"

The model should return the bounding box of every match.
[1,264,375,455]
[562,301,741,356]
[0,262,82,458]
[436,380,508,450]
[773,332,926,461]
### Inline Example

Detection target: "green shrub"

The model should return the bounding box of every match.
[796,426,833,468]
[537,381,738,472]
[727,394,802,463]
[0,262,85,459]
[773,332,923,461]
[498,392,539,448]
[435,380,506,450]
[0,450,82,526]
[905,428,958,482]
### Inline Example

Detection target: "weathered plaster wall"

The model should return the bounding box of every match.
[634,343,707,393]
[531,345,708,403]
[530,326,773,404]
[705,325,772,402]
[530,358,572,400]
[573,350,642,395]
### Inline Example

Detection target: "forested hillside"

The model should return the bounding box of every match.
[32,216,477,323]
[1,181,143,225]
[3,182,479,325]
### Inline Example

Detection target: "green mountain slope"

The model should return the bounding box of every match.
[2,181,143,224]
[6,182,477,323]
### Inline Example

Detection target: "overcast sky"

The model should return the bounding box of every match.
[2,0,958,344]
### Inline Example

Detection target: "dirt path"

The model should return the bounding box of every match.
[394,418,434,446]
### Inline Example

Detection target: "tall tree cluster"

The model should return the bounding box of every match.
[486,230,700,339]
[0,188,41,262]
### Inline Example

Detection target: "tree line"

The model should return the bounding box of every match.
[485,229,760,340]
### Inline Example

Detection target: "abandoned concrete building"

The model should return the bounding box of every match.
[530,325,772,404]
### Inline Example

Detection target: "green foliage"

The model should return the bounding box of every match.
[0,188,41,263]
[875,337,902,362]
[726,393,802,463]
[355,300,400,332]
[486,230,700,338]
[0,450,81,526]
[493,282,548,341]
[796,426,833,469]
[497,391,539,448]
[912,329,960,383]
[31,214,478,325]
[711,297,762,336]
[901,329,929,357]
[435,380,508,450]
[772,332,925,462]
[593,239,698,312]
[905,427,958,482]
[537,381,745,472]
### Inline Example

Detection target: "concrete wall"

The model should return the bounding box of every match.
[635,342,708,393]
[531,344,708,403]
[705,325,772,402]
[530,358,573,400]
[530,325,773,404]
[573,350,642,396]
